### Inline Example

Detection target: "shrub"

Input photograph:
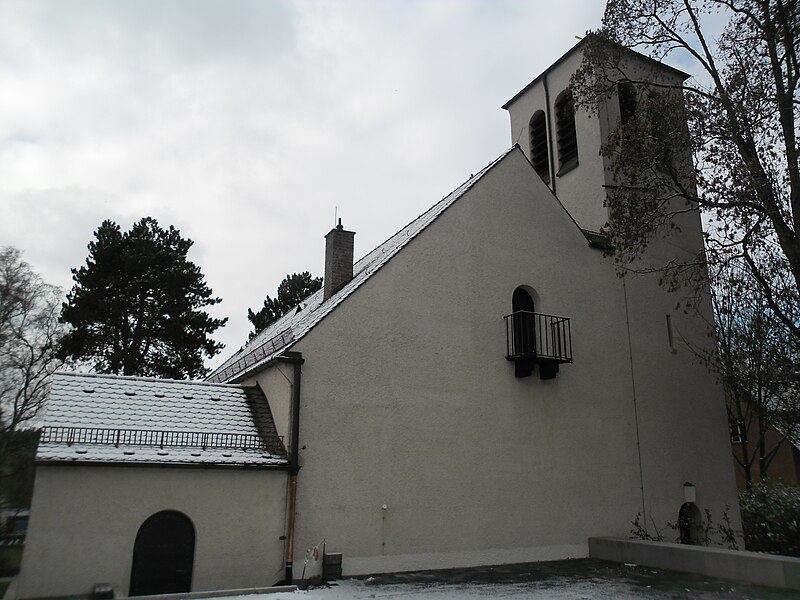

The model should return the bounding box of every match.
[739,482,800,557]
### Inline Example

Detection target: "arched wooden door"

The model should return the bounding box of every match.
[129,510,195,596]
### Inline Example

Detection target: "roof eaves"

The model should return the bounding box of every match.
[35,458,292,470]
[501,37,690,110]
[502,37,587,109]
[581,229,613,250]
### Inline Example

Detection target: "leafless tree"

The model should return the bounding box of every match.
[571,1,800,345]
[710,261,799,488]
[0,247,64,474]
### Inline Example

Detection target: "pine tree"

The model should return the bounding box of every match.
[247,272,322,340]
[58,218,227,379]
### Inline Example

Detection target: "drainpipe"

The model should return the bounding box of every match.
[280,352,304,584]
[543,71,556,195]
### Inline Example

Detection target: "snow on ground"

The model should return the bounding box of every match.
[218,577,754,600]
[208,558,796,599]
[223,580,636,599]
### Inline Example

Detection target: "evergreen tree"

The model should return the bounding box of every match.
[58,218,226,379]
[247,272,321,340]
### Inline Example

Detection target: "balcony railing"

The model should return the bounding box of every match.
[40,426,287,456]
[504,311,573,363]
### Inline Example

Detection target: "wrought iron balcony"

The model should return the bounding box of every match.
[504,311,572,378]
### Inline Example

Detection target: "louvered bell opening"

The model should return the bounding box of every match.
[529,111,550,184]
[555,93,578,173]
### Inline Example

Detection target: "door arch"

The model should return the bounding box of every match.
[129,510,195,596]
[678,502,703,545]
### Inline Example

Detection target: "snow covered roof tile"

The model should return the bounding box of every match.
[37,372,288,467]
[207,148,517,383]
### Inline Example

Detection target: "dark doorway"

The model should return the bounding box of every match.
[678,502,702,545]
[512,287,536,377]
[129,510,195,596]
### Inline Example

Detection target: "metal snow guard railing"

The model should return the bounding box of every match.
[40,426,286,456]
[504,310,573,363]
[206,327,295,383]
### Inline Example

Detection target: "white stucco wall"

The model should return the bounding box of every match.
[265,149,738,576]
[17,466,288,599]
[254,364,295,447]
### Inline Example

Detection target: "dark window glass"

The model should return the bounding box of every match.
[729,421,744,444]
[618,82,637,124]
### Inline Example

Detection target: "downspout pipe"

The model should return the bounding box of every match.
[279,351,304,584]
[543,71,556,195]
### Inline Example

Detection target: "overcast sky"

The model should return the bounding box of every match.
[1,0,613,371]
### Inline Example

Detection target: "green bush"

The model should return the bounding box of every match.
[739,482,800,557]
[0,546,22,577]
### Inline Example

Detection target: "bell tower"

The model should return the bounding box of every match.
[502,39,689,235]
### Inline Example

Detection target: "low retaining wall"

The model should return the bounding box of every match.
[114,585,298,600]
[589,537,800,591]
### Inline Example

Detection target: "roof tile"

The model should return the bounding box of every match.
[38,372,288,467]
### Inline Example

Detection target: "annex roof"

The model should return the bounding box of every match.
[37,371,288,467]
[207,147,517,384]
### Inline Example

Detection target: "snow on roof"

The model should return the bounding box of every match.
[38,372,288,467]
[38,442,286,467]
[208,147,517,384]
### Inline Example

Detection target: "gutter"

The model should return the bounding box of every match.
[277,351,304,584]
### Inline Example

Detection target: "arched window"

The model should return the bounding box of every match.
[555,90,578,175]
[130,510,195,596]
[529,111,550,184]
[618,82,637,124]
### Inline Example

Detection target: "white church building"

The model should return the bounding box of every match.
[17,39,739,598]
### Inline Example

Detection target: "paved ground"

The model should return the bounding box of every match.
[253,559,796,599]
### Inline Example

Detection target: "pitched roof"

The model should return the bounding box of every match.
[207,147,518,384]
[37,372,288,467]
[501,36,690,110]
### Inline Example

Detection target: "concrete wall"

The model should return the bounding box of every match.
[251,148,738,577]
[17,466,288,599]
[589,537,800,590]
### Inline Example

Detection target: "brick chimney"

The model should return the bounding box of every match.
[324,219,355,301]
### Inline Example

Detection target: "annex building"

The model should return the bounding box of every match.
[17,39,740,599]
